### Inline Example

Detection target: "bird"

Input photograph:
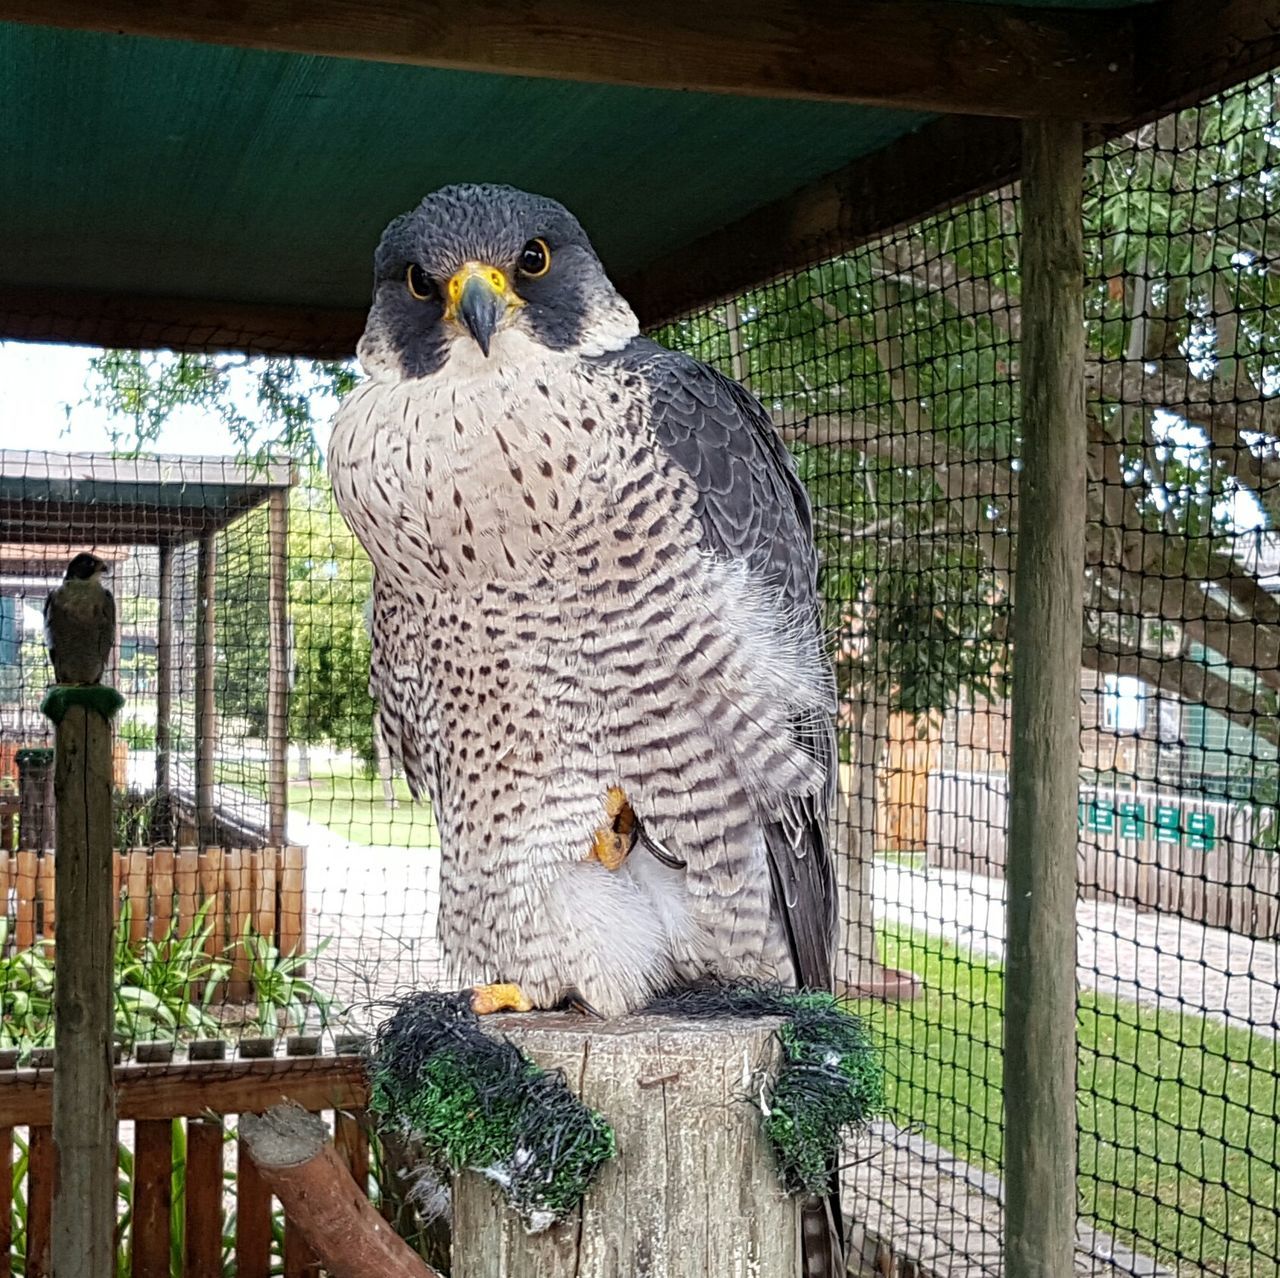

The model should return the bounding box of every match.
[44,552,116,685]
[329,182,844,1272]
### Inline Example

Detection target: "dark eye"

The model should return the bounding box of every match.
[406,263,432,300]
[519,238,551,278]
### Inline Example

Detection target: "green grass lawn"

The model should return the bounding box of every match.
[857,928,1279,1276]
[289,765,439,848]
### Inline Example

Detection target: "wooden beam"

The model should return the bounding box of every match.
[266,490,290,845]
[0,1,1136,120]
[0,1056,369,1127]
[195,532,218,849]
[154,545,174,844]
[1135,0,1280,122]
[0,502,266,546]
[627,114,1022,328]
[629,0,1280,326]
[0,285,364,359]
[1003,118,1085,1278]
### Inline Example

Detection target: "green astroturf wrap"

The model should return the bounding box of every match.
[369,991,616,1232]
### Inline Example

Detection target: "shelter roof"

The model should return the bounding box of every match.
[0,0,1272,351]
[0,451,295,546]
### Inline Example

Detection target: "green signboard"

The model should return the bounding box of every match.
[1078,797,1217,850]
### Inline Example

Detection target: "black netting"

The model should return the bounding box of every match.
[655,73,1280,1278]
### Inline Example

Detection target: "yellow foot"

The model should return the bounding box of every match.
[470,982,534,1015]
[589,785,637,871]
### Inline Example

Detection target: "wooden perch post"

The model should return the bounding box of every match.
[42,683,124,1278]
[240,1104,441,1278]
[451,1013,799,1278]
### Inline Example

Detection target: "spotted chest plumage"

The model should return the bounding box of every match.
[333,344,821,1014]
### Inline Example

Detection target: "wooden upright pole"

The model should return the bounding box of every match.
[266,491,290,845]
[195,531,218,846]
[43,683,123,1278]
[154,542,173,842]
[1004,118,1086,1278]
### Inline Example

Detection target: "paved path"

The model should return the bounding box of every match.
[874,860,1280,1038]
[287,810,443,1032]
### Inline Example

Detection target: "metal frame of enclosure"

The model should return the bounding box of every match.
[0,450,295,845]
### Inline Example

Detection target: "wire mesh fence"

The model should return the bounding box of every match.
[655,72,1280,1277]
[0,67,1277,1278]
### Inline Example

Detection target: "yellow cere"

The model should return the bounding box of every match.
[447,262,509,304]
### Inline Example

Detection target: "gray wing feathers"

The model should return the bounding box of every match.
[100,588,116,670]
[625,339,838,992]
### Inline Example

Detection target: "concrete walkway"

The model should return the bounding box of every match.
[287,810,443,1030]
[874,860,1280,1038]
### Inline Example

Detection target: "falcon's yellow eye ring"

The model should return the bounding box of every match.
[406,263,432,301]
[519,238,551,278]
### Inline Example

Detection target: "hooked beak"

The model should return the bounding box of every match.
[445,262,520,357]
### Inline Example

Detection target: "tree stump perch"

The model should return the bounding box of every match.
[450,1013,800,1278]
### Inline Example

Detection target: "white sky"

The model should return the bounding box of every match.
[0,341,241,454]
[0,340,340,457]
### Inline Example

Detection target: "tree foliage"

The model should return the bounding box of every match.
[287,477,377,763]
[214,475,376,762]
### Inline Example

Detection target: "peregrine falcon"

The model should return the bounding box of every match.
[331,185,843,1269]
[330,185,836,1018]
[44,552,115,685]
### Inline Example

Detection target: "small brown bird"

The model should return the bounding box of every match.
[44,552,116,685]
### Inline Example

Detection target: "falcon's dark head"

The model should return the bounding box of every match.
[66,553,110,581]
[358,184,638,380]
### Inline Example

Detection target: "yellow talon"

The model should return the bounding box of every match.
[470,982,534,1015]
[589,785,637,871]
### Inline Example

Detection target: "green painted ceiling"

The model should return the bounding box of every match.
[0,4,1157,315]
[0,23,928,312]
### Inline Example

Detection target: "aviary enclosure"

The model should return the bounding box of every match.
[0,2,1278,1275]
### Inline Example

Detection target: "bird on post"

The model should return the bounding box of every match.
[44,552,116,685]
[330,182,844,1272]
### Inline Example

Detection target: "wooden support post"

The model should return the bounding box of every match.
[46,688,121,1278]
[451,1014,797,1277]
[724,298,749,387]
[266,489,289,845]
[154,542,173,843]
[1004,118,1086,1278]
[195,531,217,847]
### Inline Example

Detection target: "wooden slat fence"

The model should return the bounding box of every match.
[0,1054,369,1278]
[0,846,307,1003]
[926,770,1280,938]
